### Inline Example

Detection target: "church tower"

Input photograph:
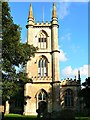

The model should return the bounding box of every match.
[24,3,60,115]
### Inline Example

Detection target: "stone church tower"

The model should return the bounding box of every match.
[5,3,81,115]
[24,3,61,115]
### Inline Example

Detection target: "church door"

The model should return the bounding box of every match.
[36,89,48,117]
[38,101,47,116]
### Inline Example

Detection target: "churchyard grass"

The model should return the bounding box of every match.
[76,117,90,120]
[4,114,43,120]
[4,114,90,120]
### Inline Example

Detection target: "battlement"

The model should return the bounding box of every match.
[34,21,51,27]
[31,76,52,82]
[60,78,81,86]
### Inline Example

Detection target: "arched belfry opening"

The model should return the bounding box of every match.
[37,30,48,49]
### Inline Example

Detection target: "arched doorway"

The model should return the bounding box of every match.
[36,89,48,117]
[38,101,47,116]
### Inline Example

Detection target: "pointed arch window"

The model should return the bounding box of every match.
[38,57,48,77]
[38,91,47,101]
[38,92,42,100]
[64,89,74,107]
[36,89,48,113]
[38,31,47,49]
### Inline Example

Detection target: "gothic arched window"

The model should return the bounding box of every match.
[38,90,47,101]
[64,89,74,107]
[38,31,47,49]
[37,90,47,101]
[38,57,48,77]
[36,89,48,113]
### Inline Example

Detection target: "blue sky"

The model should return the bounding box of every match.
[9,2,88,82]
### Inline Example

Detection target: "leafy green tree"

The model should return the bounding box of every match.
[0,1,2,105]
[81,77,90,108]
[2,2,37,109]
[79,77,90,116]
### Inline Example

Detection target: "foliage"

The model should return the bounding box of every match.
[47,109,75,120]
[79,77,90,109]
[78,77,90,116]
[59,109,75,120]
[2,2,37,103]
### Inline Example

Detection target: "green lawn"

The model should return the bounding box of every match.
[4,114,43,120]
[4,114,90,120]
[76,117,90,120]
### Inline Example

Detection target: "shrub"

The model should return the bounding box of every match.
[59,109,75,120]
[43,109,75,120]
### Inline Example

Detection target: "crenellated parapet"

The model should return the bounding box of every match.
[34,21,51,27]
[30,76,52,82]
[60,78,81,86]
[26,21,51,28]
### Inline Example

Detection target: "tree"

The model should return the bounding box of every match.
[2,2,37,109]
[81,77,90,108]
[79,77,90,116]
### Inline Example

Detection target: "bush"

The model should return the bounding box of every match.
[59,109,75,120]
[43,109,75,120]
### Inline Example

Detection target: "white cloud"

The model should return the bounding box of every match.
[60,49,67,62]
[89,65,90,77]
[58,46,68,62]
[57,2,70,19]
[62,65,88,78]
[60,33,72,41]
